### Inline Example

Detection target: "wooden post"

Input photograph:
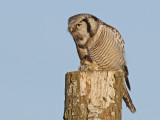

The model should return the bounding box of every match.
[64,71,123,120]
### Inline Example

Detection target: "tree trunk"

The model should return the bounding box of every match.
[64,71,123,120]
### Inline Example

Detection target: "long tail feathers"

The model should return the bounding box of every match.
[124,65,131,90]
[123,81,136,113]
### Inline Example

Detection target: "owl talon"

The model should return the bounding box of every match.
[78,61,99,71]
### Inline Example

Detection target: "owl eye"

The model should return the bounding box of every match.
[76,24,81,27]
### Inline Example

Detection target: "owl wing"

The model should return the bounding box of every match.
[104,23,125,52]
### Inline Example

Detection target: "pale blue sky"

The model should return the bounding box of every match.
[0,0,160,120]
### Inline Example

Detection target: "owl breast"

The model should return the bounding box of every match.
[87,25,125,70]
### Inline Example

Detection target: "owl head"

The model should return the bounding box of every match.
[68,14,100,46]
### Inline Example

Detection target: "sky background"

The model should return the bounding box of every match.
[0,0,160,120]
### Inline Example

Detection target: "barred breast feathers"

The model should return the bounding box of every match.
[87,24,124,52]
[87,24,125,70]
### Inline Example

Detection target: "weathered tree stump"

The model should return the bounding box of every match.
[64,71,123,120]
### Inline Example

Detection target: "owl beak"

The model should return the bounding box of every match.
[70,28,73,32]
[68,26,74,33]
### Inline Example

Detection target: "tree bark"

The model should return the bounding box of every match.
[64,71,123,120]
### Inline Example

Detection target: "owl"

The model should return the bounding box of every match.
[68,13,136,113]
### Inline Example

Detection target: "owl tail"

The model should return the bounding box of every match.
[124,65,131,90]
[123,81,136,113]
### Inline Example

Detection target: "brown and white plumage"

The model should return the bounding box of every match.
[68,13,136,113]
